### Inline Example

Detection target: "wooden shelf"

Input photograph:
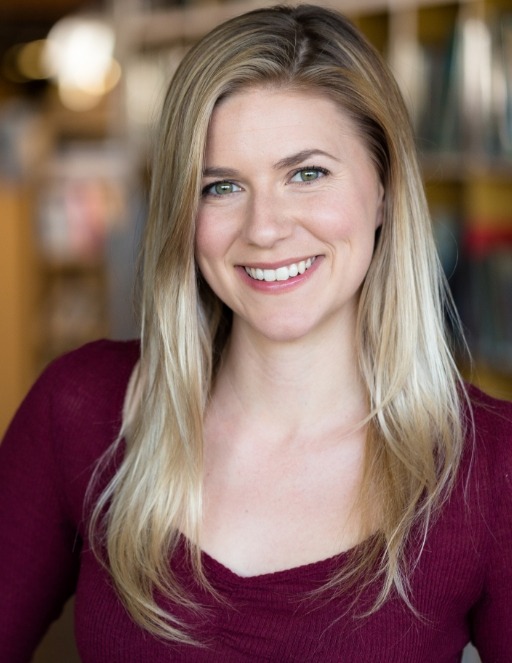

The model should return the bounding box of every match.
[120,0,476,48]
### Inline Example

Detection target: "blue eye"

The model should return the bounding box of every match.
[290,167,328,183]
[203,181,241,196]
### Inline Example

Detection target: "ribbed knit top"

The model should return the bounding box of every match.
[1,340,511,662]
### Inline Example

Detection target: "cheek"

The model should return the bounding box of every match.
[306,201,362,244]
[194,212,237,299]
[312,198,379,277]
[194,219,209,265]
[195,205,240,258]
[195,211,221,268]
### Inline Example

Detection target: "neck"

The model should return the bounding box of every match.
[210,317,368,445]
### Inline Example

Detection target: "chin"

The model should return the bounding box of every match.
[246,318,321,345]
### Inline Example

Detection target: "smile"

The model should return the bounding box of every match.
[244,257,317,282]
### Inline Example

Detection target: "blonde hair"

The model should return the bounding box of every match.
[90,4,468,642]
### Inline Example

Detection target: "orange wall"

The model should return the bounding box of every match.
[0,183,37,436]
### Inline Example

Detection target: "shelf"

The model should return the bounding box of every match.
[421,154,512,181]
[120,0,476,48]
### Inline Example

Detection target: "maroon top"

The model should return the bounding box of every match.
[1,340,511,662]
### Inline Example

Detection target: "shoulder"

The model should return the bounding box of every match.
[443,386,512,554]
[461,389,512,652]
[37,337,140,454]
[41,338,140,395]
[32,338,140,424]
[6,339,141,524]
[460,385,512,556]
[467,383,512,433]
[465,384,512,470]
[9,338,140,433]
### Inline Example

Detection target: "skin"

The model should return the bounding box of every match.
[195,87,384,576]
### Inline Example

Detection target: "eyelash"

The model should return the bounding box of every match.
[201,165,330,198]
[289,165,329,183]
[201,181,240,197]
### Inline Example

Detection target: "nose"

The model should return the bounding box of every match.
[242,190,293,248]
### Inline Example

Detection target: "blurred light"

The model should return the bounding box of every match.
[2,40,51,84]
[17,40,49,80]
[462,19,492,123]
[57,60,122,111]
[58,85,105,112]
[42,15,120,111]
[104,59,122,92]
[2,45,27,83]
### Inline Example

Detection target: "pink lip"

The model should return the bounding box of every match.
[237,255,323,293]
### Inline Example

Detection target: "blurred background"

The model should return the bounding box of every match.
[1,0,511,660]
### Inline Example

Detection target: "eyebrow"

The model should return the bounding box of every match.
[273,149,339,170]
[202,149,339,179]
[202,166,240,179]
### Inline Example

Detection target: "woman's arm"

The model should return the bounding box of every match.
[0,366,81,663]
[0,339,138,663]
[469,396,512,661]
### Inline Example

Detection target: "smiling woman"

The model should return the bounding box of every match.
[1,4,511,663]
[195,88,383,346]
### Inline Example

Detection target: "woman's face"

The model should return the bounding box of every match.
[195,86,384,345]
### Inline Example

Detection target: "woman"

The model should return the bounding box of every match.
[1,5,511,662]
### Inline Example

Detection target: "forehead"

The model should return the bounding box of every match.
[212,85,347,125]
[205,86,362,160]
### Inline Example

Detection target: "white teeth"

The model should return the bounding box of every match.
[275,266,289,281]
[244,257,316,282]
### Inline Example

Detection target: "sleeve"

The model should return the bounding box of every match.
[469,399,512,661]
[0,365,81,663]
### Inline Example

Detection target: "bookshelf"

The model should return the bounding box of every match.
[30,126,131,369]
[0,87,136,395]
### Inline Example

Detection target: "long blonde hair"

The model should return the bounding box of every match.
[90,4,468,642]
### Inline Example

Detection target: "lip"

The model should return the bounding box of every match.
[237,255,323,292]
